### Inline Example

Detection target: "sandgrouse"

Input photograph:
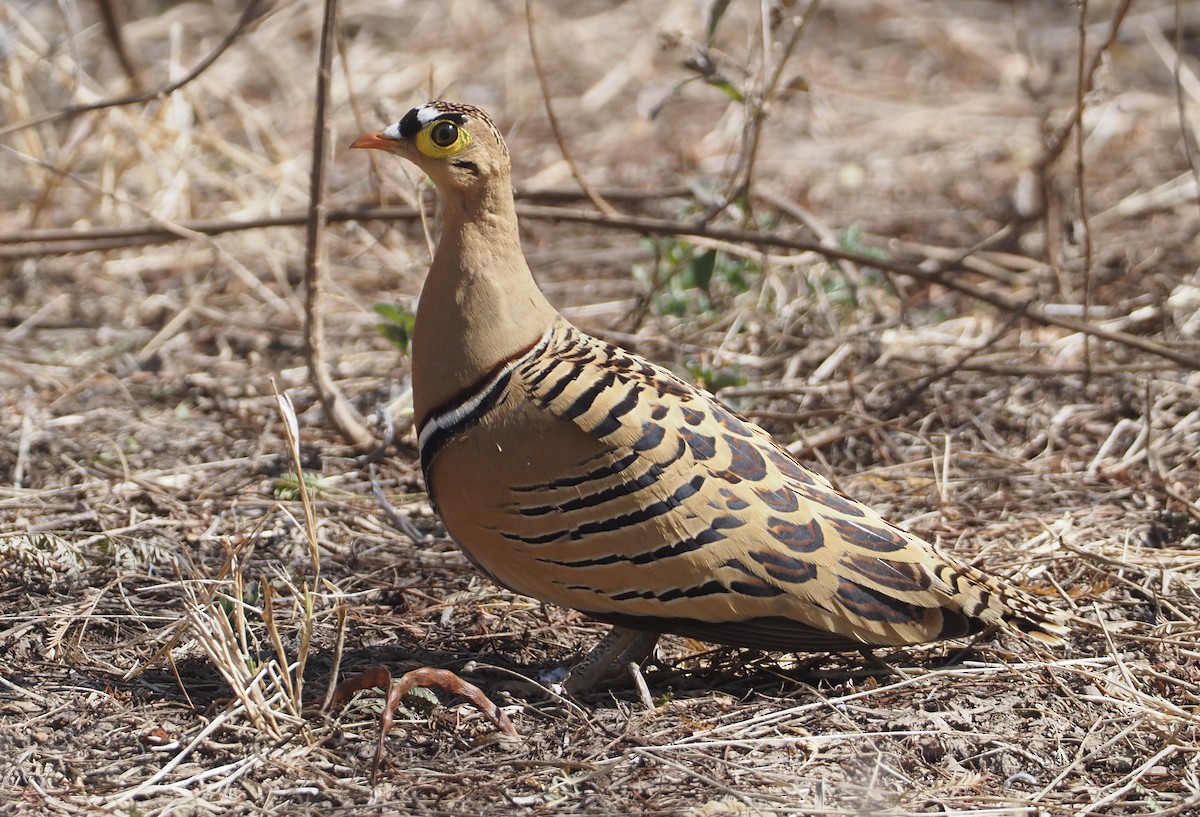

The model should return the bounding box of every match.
[351,102,1066,692]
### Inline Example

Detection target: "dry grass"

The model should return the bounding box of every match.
[2,0,1200,814]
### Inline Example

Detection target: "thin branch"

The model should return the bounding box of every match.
[0,0,267,139]
[511,204,1200,370]
[524,0,618,216]
[1075,0,1095,379]
[303,0,374,450]
[94,0,141,90]
[330,664,518,782]
[0,187,686,249]
[1172,0,1200,225]
[5,200,1197,370]
[882,302,1030,421]
[724,2,818,217]
[1033,0,1135,175]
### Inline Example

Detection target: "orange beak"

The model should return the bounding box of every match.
[350,131,395,151]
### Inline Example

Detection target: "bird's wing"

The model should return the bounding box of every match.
[425,321,1064,651]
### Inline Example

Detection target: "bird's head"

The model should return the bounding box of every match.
[351,101,509,195]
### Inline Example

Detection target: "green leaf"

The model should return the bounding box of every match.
[657,294,690,317]
[688,249,718,293]
[836,225,886,261]
[684,359,747,392]
[705,0,734,42]
[705,77,744,103]
[274,470,334,500]
[373,302,416,353]
[372,303,405,323]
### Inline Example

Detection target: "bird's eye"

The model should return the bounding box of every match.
[414,115,471,158]
[430,121,458,148]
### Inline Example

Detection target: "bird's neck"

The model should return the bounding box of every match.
[411,183,559,428]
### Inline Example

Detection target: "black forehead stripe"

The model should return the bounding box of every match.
[396,108,422,139]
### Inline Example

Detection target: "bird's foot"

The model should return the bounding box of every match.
[564,626,660,695]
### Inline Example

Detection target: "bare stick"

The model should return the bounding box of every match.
[94,0,140,89]
[513,204,1200,370]
[1172,0,1200,225]
[721,3,818,219]
[0,183,691,248]
[524,0,618,216]
[303,0,374,450]
[1033,0,1134,175]
[1075,0,1095,378]
[5,200,1196,369]
[0,0,266,138]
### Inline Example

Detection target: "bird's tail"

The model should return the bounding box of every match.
[934,557,1069,645]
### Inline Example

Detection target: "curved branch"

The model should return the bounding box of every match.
[0,0,268,139]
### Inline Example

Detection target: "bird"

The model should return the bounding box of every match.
[350,101,1066,692]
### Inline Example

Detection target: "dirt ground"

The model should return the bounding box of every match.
[2,0,1200,814]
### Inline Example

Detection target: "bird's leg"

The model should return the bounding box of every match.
[857,647,912,680]
[564,626,660,694]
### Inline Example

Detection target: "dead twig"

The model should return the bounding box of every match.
[524,0,618,217]
[882,302,1030,420]
[712,2,818,223]
[1169,0,1200,225]
[512,204,1200,371]
[1074,0,1096,378]
[0,186,686,256]
[0,0,267,139]
[1033,0,1135,176]
[0,207,419,254]
[303,0,374,450]
[94,0,141,90]
[9,199,1192,370]
[368,462,428,545]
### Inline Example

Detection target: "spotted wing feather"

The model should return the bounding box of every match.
[424,321,1065,652]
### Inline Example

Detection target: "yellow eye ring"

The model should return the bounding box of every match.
[416,119,471,158]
